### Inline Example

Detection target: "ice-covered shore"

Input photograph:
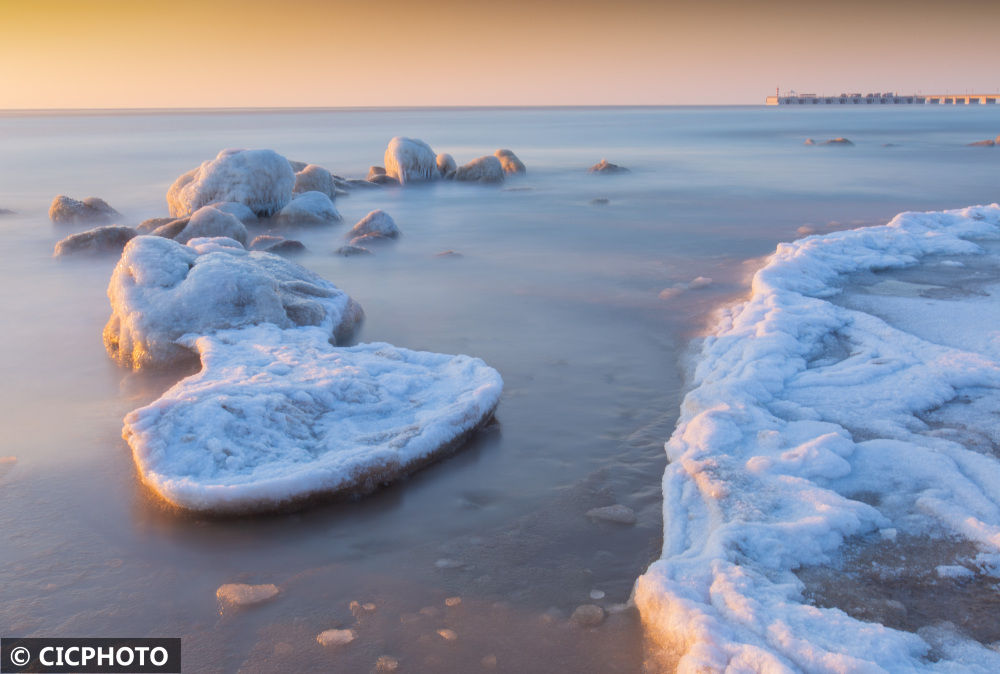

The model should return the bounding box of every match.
[635,204,1000,672]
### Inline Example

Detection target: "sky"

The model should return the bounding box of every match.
[2,0,1000,109]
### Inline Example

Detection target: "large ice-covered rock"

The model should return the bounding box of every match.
[104,235,363,370]
[275,191,341,226]
[49,195,120,225]
[348,210,398,242]
[293,164,337,199]
[54,225,137,257]
[167,149,295,217]
[494,149,526,175]
[454,156,505,184]
[174,206,248,246]
[384,137,438,184]
[122,324,503,514]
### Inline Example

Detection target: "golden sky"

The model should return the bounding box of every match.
[2,0,999,108]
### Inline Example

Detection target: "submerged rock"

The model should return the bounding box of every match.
[150,218,190,239]
[494,149,526,175]
[216,583,279,606]
[54,225,137,257]
[454,156,505,184]
[571,604,605,627]
[293,164,337,199]
[122,323,503,514]
[104,235,363,370]
[968,139,996,147]
[823,137,854,146]
[588,159,630,174]
[335,245,373,257]
[348,210,399,241]
[276,191,341,226]
[49,195,120,225]
[174,206,248,246]
[167,148,295,217]
[138,216,179,234]
[384,137,439,184]
[586,504,637,525]
[249,235,305,255]
[590,198,610,206]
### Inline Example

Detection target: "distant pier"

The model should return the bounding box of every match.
[766,92,1000,105]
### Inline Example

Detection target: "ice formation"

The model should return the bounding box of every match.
[166,149,295,217]
[454,156,505,184]
[54,225,136,257]
[293,164,337,199]
[122,324,503,514]
[275,191,341,226]
[494,149,526,175]
[104,235,362,370]
[347,210,398,242]
[635,204,1000,672]
[48,195,119,225]
[173,206,248,246]
[383,137,438,184]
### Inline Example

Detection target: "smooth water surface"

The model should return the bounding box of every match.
[0,106,997,672]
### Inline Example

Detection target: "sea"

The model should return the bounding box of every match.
[0,106,998,672]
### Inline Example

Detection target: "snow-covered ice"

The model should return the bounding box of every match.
[167,149,295,217]
[275,190,341,226]
[122,324,502,514]
[104,235,362,370]
[383,137,438,184]
[635,204,1000,672]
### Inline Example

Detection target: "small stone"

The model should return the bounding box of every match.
[435,558,463,569]
[375,655,399,671]
[586,504,637,525]
[571,604,605,628]
[316,628,355,648]
[589,589,605,600]
[216,583,279,607]
[481,654,498,669]
[437,628,458,641]
[445,596,462,607]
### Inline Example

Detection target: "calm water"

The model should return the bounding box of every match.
[0,107,998,672]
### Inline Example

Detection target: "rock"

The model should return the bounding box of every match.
[368,174,400,186]
[454,156,505,184]
[49,195,120,225]
[436,153,456,177]
[216,583,279,606]
[445,596,462,607]
[375,655,399,672]
[590,589,606,600]
[822,137,854,146]
[590,198,610,206]
[122,324,502,514]
[588,159,629,174]
[435,250,463,258]
[348,210,399,240]
[249,235,305,255]
[288,159,309,172]
[316,629,355,648]
[967,139,996,147]
[346,178,380,189]
[0,208,14,216]
[137,216,179,234]
[167,148,295,217]
[174,206,248,246]
[208,201,258,225]
[804,139,816,146]
[367,166,386,180]
[481,654,498,669]
[570,604,605,627]
[586,504,637,525]
[104,235,363,370]
[54,225,137,257]
[276,191,341,226]
[494,149,526,175]
[293,164,337,199]
[688,276,713,290]
[150,218,190,239]
[335,245,373,257]
[384,137,439,184]
[436,628,458,641]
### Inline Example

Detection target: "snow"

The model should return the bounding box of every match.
[103,235,362,370]
[383,137,439,184]
[174,206,248,246]
[166,149,295,217]
[348,210,398,241]
[635,204,1000,672]
[122,323,503,514]
[275,190,341,226]
[49,195,119,225]
[455,156,505,184]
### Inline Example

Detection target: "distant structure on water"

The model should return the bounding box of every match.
[766,89,1000,105]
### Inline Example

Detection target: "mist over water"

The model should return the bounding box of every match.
[0,106,997,671]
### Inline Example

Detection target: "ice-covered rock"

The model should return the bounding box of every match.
[384,137,438,184]
[276,191,341,226]
[366,166,400,186]
[293,164,337,199]
[249,235,305,255]
[137,217,178,234]
[588,159,629,174]
[347,210,398,241]
[216,583,279,606]
[494,149,526,175]
[570,604,605,627]
[49,195,120,225]
[174,206,248,246]
[103,235,363,370]
[208,201,258,225]
[436,153,456,177]
[454,156,505,184]
[150,218,189,239]
[316,629,355,647]
[122,324,503,513]
[167,149,295,217]
[54,225,137,257]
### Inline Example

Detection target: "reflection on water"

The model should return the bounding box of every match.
[1,106,998,671]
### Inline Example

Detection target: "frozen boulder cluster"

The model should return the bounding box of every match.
[383,137,526,185]
[50,145,504,515]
